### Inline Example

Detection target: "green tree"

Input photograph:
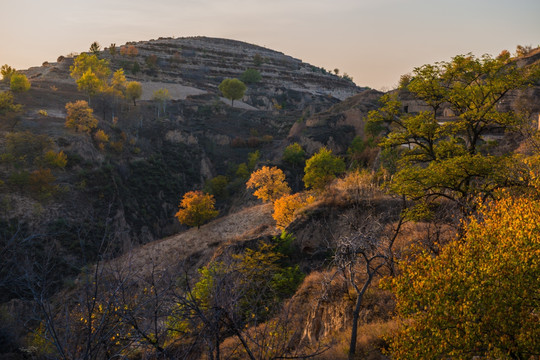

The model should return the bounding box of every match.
[65,100,98,133]
[218,78,246,106]
[126,81,142,106]
[0,91,22,115]
[175,190,219,229]
[240,69,262,84]
[246,166,291,203]
[303,147,345,190]
[367,52,540,214]
[282,143,305,167]
[1,64,16,84]
[108,43,117,57]
[387,195,540,359]
[10,73,30,92]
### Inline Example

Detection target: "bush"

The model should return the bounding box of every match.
[10,73,30,92]
[240,68,262,84]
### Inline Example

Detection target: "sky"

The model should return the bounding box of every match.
[1,0,539,90]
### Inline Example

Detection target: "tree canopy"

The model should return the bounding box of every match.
[367,53,540,214]
[218,78,246,106]
[303,147,345,190]
[65,100,98,133]
[246,166,291,203]
[10,73,30,92]
[126,81,142,106]
[0,91,22,115]
[1,64,16,84]
[387,195,540,359]
[175,191,219,229]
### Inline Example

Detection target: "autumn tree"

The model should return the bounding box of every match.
[246,166,291,203]
[77,69,102,100]
[70,53,110,81]
[367,52,540,214]
[387,195,540,359]
[272,192,314,229]
[126,81,142,106]
[1,64,16,84]
[175,190,219,229]
[65,100,98,133]
[10,73,30,92]
[152,88,170,117]
[218,78,246,106]
[303,147,345,191]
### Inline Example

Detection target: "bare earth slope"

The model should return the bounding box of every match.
[117,203,278,277]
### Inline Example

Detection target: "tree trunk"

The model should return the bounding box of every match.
[349,273,374,360]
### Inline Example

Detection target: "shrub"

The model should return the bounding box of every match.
[10,73,31,92]
[240,68,262,84]
[65,100,98,133]
[42,150,68,168]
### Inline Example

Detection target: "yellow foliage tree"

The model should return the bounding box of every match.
[43,150,67,168]
[65,100,98,133]
[246,166,291,203]
[272,193,314,229]
[126,81,142,106]
[387,195,540,359]
[10,73,31,92]
[175,190,219,229]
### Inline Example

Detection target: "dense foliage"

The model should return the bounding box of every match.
[387,195,540,359]
[175,190,219,229]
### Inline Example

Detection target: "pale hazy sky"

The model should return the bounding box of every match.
[1,0,538,89]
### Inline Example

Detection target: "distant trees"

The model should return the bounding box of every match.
[70,53,110,101]
[65,100,98,133]
[10,73,30,92]
[303,147,345,190]
[246,166,291,203]
[218,78,246,106]
[0,91,22,115]
[240,69,262,84]
[175,190,219,229]
[1,64,16,84]
[387,195,540,359]
[152,88,170,117]
[89,41,101,56]
[126,81,142,106]
[108,43,117,57]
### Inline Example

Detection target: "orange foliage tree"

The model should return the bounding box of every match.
[387,195,540,359]
[246,166,291,203]
[272,193,314,229]
[175,191,219,229]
